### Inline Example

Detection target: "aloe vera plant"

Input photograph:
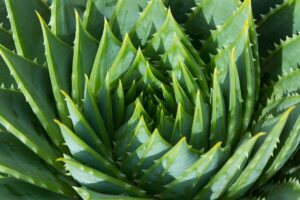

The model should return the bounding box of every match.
[0,0,300,199]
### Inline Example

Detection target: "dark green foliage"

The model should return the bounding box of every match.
[0,0,300,199]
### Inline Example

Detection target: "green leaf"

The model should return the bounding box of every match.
[0,132,75,197]
[120,48,147,87]
[0,44,63,148]
[109,0,148,38]
[50,0,86,44]
[174,59,200,102]
[62,91,111,158]
[0,89,60,169]
[39,15,73,126]
[0,28,16,87]
[72,13,98,103]
[157,109,175,140]
[74,187,150,200]
[252,0,283,19]
[115,99,151,143]
[225,48,243,147]
[55,120,124,179]
[190,90,210,150]
[121,129,170,179]
[170,103,193,144]
[263,179,300,200]
[114,116,151,160]
[83,76,111,148]
[185,0,239,42]
[130,0,168,46]
[108,34,137,86]
[210,69,226,147]
[195,132,264,200]
[256,105,300,187]
[199,0,252,61]
[5,0,50,63]
[0,178,71,200]
[82,0,118,38]
[262,33,300,81]
[257,96,300,121]
[0,0,10,29]
[160,142,227,199]
[163,0,197,23]
[260,68,300,105]
[241,35,256,132]
[145,10,203,66]
[224,107,294,199]
[172,73,194,115]
[97,74,114,137]
[159,34,209,99]
[139,137,199,194]
[257,0,300,56]
[90,21,121,93]
[0,27,13,49]
[60,155,147,197]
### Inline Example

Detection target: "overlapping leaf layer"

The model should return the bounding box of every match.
[0,0,300,199]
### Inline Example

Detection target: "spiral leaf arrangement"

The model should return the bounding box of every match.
[0,0,300,199]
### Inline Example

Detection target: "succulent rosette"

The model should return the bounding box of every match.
[0,0,300,199]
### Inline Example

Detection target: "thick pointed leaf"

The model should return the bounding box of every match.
[97,74,114,136]
[0,89,60,168]
[163,0,196,23]
[260,68,300,105]
[263,179,300,200]
[195,133,264,200]
[39,16,73,125]
[190,90,210,150]
[252,0,283,19]
[200,0,252,61]
[241,37,256,132]
[121,129,170,179]
[185,0,239,42]
[159,34,209,99]
[225,49,243,147]
[0,45,63,148]
[224,107,294,199]
[130,0,168,46]
[55,120,124,179]
[108,34,137,86]
[109,0,147,38]
[0,178,71,200]
[210,69,226,146]
[90,21,121,93]
[75,187,150,200]
[83,76,111,148]
[112,80,125,129]
[61,156,147,197]
[145,10,203,66]
[0,0,10,29]
[0,132,75,197]
[0,28,16,87]
[172,73,194,115]
[82,0,118,38]
[256,105,300,187]
[5,0,49,63]
[114,116,151,160]
[262,34,300,81]
[160,142,227,199]
[257,0,300,56]
[139,138,199,194]
[62,91,111,158]
[50,0,86,44]
[170,103,193,144]
[72,13,98,103]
